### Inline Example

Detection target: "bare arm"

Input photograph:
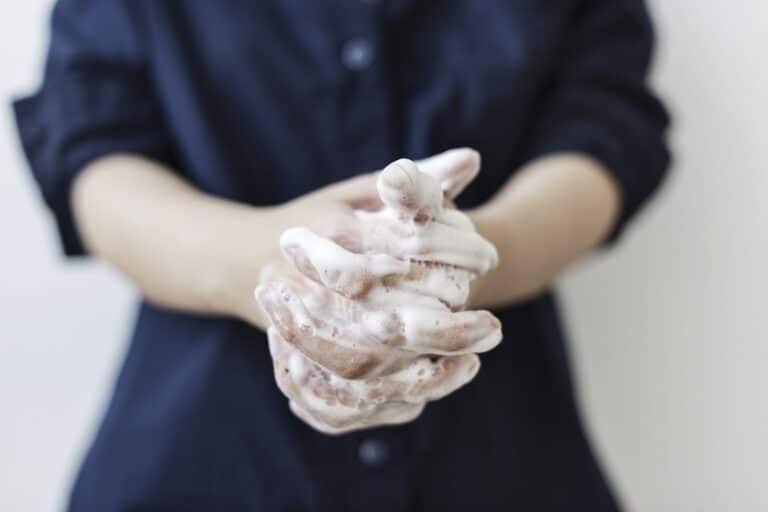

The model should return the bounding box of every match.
[469,153,621,308]
[71,154,283,327]
[71,154,381,329]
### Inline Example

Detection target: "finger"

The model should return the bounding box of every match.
[280,227,409,299]
[289,399,424,435]
[268,329,311,409]
[365,263,473,311]
[377,159,444,222]
[375,354,481,403]
[405,221,499,274]
[288,277,405,352]
[356,216,496,274]
[275,333,433,432]
[396,306,502,355]
[359,200,475,233]
[257,282,389,379]
[289,400,350,435]
[405,263,473,311]
[272,332,469,431]
[268,329,368,428]
[259,281,409,377]
[367,401,426,426]
[435,208,476,231]
[270,330,411,429]
[416,148,480,199]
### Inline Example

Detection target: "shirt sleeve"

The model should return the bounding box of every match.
[12,0,172,257]
[524,0,672,244]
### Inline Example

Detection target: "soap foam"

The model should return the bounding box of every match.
[259,155,502,432]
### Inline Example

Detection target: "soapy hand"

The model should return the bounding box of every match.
[268,326,481,434]
[256,149,502,434]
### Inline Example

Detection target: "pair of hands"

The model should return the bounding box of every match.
[256,149,503,434]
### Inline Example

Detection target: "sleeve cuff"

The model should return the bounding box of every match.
[13,93,173,257]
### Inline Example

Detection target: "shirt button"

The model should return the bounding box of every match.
[358,439,389,466]
[341,38,374,71]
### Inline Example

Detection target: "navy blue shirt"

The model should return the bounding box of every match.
[14,1,670,510]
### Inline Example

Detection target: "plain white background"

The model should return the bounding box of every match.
[1,1,766,510]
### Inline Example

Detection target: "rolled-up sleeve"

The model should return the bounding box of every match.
[13,0,171,256]
[525,0,672,243]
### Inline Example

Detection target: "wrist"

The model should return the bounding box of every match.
[467,200,547,308]
[199,203,283,328]
[467,205,506,308]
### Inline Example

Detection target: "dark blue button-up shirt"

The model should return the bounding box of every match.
[14,0,670,510]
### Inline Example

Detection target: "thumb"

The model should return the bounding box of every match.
[377,159,443,221]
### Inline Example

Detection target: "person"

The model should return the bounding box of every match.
[13,0,670,510]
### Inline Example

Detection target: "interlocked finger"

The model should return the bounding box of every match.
[404,221,499,274]
[257,281,401,379]
[258,278,501,361]
[268,329,479,432]
[396,306,502,355]
[367,262,474,311]
[352,213,497,274]
[280,226,410,299]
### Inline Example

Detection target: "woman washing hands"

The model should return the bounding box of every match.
[15,1,670,510]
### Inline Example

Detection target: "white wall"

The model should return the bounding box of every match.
[0,2,134,511]
[0,1,765,510]
[560,1,768,510]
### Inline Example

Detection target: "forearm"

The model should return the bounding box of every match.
[469,153,621,308]
[71,154,277,326]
